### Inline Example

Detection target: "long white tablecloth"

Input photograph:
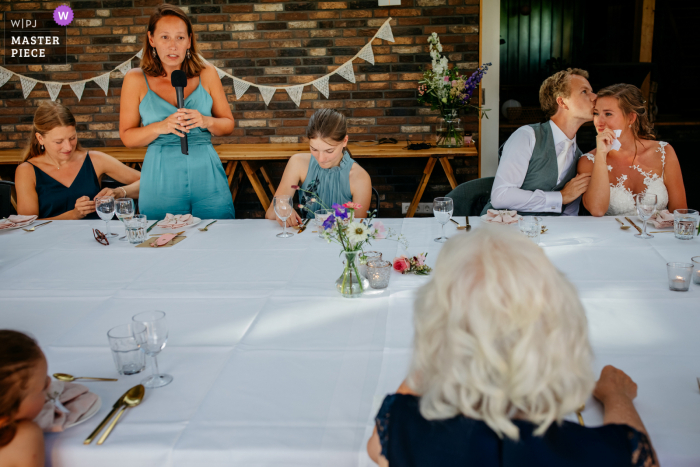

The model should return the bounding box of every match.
[0,217,699,467]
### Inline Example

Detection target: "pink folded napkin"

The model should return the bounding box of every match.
[0,215,37,230]
[486,209,520,224]
[33,380,98,432]
[152,233,177,247]
[649,209,674,228]
[157,213,193,229]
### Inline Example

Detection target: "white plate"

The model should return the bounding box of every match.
[65,395,102,429]
[480,214,522,225]
[155,217,202,231]
[0,220,36,232]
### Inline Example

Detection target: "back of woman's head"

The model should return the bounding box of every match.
[596,83,655,141]
[409,226,594,440]
[306,109,348,145]
[0,331,44,447]
[22,100,81,162]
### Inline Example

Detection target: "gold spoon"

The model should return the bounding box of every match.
[97,385,145,445]
[449,218,467,230]
[576,404,585,426]
[198,220,217,232]
[22,221,51,232]
[53,372,118,382]
[615,218,631,230]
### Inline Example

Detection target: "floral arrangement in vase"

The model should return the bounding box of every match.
[417,32,491,147]
[392,253,432,275]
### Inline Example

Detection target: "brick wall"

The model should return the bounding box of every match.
[1,0,480,218]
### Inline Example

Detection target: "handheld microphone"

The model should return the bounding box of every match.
[171,70,188,155]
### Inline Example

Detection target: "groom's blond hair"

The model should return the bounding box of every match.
[539,68,589,119]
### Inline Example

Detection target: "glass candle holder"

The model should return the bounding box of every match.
[692,256,700,285]
[667,262,693,291]
[366,259,392,289]
[673,209,699,240]
[125,214,147,244]
[358,251,382,278]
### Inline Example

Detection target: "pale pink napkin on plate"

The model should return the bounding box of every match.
[649,209,674,229]
[156,213,193,229]
[0,215,37,229]
[486,209,520,224]
[33,380,98,432]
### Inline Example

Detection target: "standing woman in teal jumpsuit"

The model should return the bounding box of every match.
[119,4,235,219]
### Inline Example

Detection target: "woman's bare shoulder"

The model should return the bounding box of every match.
[349,160,370,182]
[0,421,44,467]
[290,152,312,165]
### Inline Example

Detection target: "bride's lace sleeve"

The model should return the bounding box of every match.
[627,428,658,467]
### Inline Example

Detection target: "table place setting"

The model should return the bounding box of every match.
[0,214,39,231]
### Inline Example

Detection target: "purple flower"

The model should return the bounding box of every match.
[322,214,336,230]
[332,203,349,220]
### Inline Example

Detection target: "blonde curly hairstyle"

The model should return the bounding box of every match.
[539,68,590,119]
[407,226,595,440]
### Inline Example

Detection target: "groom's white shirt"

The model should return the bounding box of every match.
[490,120,581,215]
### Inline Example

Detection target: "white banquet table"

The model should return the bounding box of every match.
[0,217,699,467]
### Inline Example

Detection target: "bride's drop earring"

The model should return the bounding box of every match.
[40,144,44,151]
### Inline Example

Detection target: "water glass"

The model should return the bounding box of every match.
[667,262,693,291]
[273,195,294,238]
[107,324,146,375]
[692,256,700,285]
[366,259,392,289]
[314,209,334,238]
[95,196,117,237]
[433,197,454,243]
[115,198,135,242]
[125,214,147,244]
[635,193,657,239]
[132,310,173,388]
[518,216,541,244]
[673,209,699,240]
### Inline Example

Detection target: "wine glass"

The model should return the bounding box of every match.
[635,193,657,239]
[95,196,117,237]
[132,311,173,388]
[273,195,294,238]
[433,197,454,243]
[115,198,135,242]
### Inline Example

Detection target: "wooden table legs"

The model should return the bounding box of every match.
[406,156,459,218]
[240,161,272,212]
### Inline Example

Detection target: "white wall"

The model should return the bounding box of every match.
[479,0,500,177]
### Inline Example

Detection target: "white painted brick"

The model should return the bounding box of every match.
[254,3,283,11]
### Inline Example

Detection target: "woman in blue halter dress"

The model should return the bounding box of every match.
[119,5,234,220]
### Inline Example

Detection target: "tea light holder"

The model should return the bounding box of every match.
[667,262,693,291]
[366,259,392,289]
[358,251,382,278]
[692,256,700,285]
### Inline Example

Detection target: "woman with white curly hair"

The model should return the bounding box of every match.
[367,226,656,467]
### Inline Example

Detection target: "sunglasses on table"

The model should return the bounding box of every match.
[93,228,109,246]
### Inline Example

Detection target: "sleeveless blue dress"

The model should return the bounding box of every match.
[137,72,235,220]
[298,150,355,217]
[376,394,655,467]
[29,152,100,219]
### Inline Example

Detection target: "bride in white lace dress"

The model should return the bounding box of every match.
[577,84,686,217]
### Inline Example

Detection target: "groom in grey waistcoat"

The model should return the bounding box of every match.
[482,68,596,216]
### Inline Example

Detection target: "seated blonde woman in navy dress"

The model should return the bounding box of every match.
[265,109,372,226]
[15,101,140,220]
[367,226,657,467]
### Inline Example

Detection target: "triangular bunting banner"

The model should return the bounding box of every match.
[336,63,356,84]
[94,73,110,95]
[46,82,62,101]
[357,44,375,65]
[313,76,330,99]
[216,68,227,80]
[70,81,85,101]
[259,86,276,106]
[136,49,143,59]
[0,67,11,88]
[285,85,303,107]
[20,76,37,99]
[233,78,250,100]
[117,61,132,76]
[377,22,395,42]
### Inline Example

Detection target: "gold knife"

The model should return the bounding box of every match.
[624,217,642,234]
[146,220,158,233]
[297,218,311,233]
[84,388,131,444]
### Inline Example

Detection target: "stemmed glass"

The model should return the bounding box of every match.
[115,198,135,242]
[635,193,657,239]
[95,196,117,237]
[132,311,173,388]
[433,197,454,243]
[273,195,294,238]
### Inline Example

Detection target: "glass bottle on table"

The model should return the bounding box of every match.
[95,196,117,237]
[433,197,454,243]
[115,198,135,242]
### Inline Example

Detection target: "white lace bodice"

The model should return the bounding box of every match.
[584,141,669,216]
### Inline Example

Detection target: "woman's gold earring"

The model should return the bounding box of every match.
[151,48,157,58]
[186,49,191,59]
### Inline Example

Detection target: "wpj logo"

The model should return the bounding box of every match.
[53,6,74,26]
[3,6,70,65]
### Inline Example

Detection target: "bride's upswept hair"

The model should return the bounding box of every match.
[408,226,595,441]
[596,83,655,141]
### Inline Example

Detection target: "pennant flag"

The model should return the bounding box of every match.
[136,49,143,59]
[285,85,303,107]
[233,78,250,100]
[46,82,62,101]
[336,63,356,84]
[377,22,395,42]
[94,73,110,95]
[70,81,85,101]
[259,86,276,106]
[117,61,132,76]
[313,76,330,99]
[0,67,11,88]
[216,68,227,80]
[357,44,375,65]
[20,76,37,99]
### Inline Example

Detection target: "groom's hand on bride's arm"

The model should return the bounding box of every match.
[560,173,591,205]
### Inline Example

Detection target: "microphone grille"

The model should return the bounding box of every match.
[171,70,188,87]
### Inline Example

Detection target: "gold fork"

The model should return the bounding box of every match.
[198,220,217,232]
[23,221,51,232]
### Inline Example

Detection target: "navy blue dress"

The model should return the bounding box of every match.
[29,152,101,219]
[375,394,655,467]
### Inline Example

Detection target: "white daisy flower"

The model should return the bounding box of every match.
[346,222,369,245]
